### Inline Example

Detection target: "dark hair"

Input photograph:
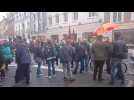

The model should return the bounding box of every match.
[96,35,103,41]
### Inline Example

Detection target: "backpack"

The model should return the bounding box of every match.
[3,46,12,60]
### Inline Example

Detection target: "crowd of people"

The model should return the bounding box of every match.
[0,34,128,86]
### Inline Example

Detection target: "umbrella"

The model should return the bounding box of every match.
[95,23,119,36]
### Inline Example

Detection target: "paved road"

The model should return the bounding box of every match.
[0,63,134,87]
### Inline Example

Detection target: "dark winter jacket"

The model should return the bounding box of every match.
[92,41,107,61]
[16,45,31,64]
[59,44,74,63]
[33,46,43,59]
[54,44,60,57]
[45,44,56,61]
[81,42,91,58]
[112,39,128,59]
[74,43,85,60]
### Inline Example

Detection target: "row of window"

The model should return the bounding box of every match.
[15,12,44,22]
[15,21,30,33]
[48,12,97,26]
[113,12,122,22]
[15,12,30,21]
[16,22,44,34]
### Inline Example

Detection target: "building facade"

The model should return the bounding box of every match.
[46,12,134,41]
[14,12,31,39]
[46,12,104,40]
[6,12,15,39]
[0,17,8,39]
[14,12,47,40]
[5,12,134,41]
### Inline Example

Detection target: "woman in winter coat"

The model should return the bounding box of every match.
[15,40,31,84]
[0,44,6,80]
[2,42,13,71]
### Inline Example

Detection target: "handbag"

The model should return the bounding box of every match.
[0,64,6,71]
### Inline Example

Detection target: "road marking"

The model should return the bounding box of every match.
[9,64,63,72]
[127,80,134,87]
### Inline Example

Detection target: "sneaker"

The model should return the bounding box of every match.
[70,78,75,82]
[64,77,68,81]
[73,71,77,74]
[26,81,30,85]
[80,71,84,74]
[93,78,96,81]
[53,74,56,78]
[120,81,125,85]
[36,72,44,76]
[109,81,114,85]
[48,76,52,79]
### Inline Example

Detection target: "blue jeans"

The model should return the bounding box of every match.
[37,63,41,75]
[84,56,90,72]
[74,57,84,73]
[48,60,55,76]
[111,60,125,84]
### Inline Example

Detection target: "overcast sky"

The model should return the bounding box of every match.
[0,12,8,21]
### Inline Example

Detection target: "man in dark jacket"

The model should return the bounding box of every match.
[73,40,85,74]
[54,42,60,66]
[81,39,91,72]
[92,35,107,81]
[33,42,43,76]
[110,35,128,85]
[104,37,112,74]
[15,40,31,84]
[59,39,75,81]
[45,40,56,79]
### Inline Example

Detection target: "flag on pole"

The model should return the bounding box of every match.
[73,28,75,34]
[68,24,71,39]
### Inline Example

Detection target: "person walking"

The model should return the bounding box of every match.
[70,40,76,68]
[110,35,128,85]
[54,42,60,66]
[104,37,112,74]
[59,39,75,81]
[33,41,44,76]
[81,39,91,72]
[92,36,107,81]
[73,40,85,74]
[45,40,56,79]
[0,44,6,80]
[15,40,31,85]
[2,42,13,71]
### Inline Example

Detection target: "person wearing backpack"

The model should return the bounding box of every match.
[110,35,128,85]
[2,42,13,71]
[73,40,85,74]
